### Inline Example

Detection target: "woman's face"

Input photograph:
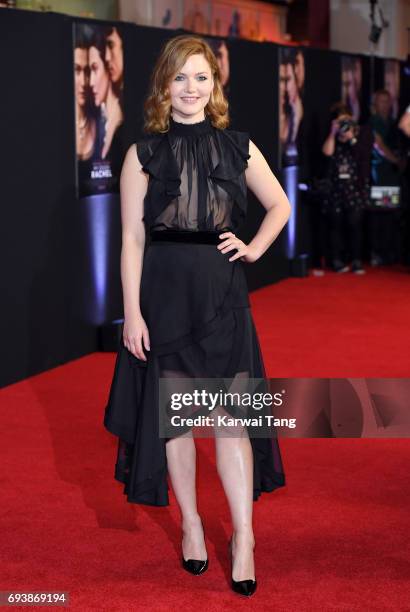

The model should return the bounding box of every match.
[168,53,214,122]
[74,48,88,107]
[294,51,305,91]
[336,113,355,142]
[285,63,298,103]
[89,46,109,106]
[279,64,287,107]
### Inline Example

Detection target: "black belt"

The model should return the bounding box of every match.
[149,229,232,245]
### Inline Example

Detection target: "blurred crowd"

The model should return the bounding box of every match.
[309,89,410,275]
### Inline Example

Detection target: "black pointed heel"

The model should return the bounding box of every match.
[181,556,209,575]
[181,521,208,575]
[229,536,257,597]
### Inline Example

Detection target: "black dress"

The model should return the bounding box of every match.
[103,115,286,506]
[326,139,371,214]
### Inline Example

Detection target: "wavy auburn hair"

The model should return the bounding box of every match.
[143,34,229,133]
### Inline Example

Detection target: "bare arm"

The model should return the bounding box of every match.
[322,120,339,156]
[399,109,410,137]
[120,143,150,360]
[219,139,291,263]
[322,134,336,156]
[373,131,400,164]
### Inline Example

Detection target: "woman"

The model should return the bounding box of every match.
[322,102,373,273]
[104,34,291,597]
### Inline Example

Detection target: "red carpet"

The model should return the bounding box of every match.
[251,264,410,377]
[1,266,410,610]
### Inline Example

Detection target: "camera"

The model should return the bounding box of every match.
[338,118,355,135]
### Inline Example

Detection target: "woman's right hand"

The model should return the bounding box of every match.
[330,119,339,137]
[123,314,150,361]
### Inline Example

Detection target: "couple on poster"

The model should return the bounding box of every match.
[74,24,124,195]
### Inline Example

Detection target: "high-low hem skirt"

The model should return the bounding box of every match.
[104,239,286,506]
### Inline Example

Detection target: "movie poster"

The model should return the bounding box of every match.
[384,59,400,120]
[73,23,124,197]
[340,55,363,123]
[278,47,305,168]
[204,37,230,97]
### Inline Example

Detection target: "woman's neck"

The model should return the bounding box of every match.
[105,84,117,112]
[171,111,205,125]
[76,104,86,122]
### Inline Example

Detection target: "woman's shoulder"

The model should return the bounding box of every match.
[136,131,164,150]
[217,126,250,162]
[219,124,250,142]
[134,130,181,180]
[135,132,166,170]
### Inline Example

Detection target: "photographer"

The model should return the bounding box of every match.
[322,102,373,274]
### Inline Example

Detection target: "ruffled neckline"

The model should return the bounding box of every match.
[169,115,212,137]
[137,122,250,228]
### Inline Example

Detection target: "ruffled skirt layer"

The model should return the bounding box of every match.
[104,238,286,506]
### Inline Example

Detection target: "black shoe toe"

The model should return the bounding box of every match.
[181,557,209,575]
[231,578,257,596]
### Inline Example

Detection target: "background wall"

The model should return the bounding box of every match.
[0,9,288,388]
[15,0,118,19]
[330,0,410,60]
[118,0,287,41]
[1,8,406,388]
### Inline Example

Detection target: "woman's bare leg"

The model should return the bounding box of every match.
[214,414,255,581]
[166,431,207,560]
